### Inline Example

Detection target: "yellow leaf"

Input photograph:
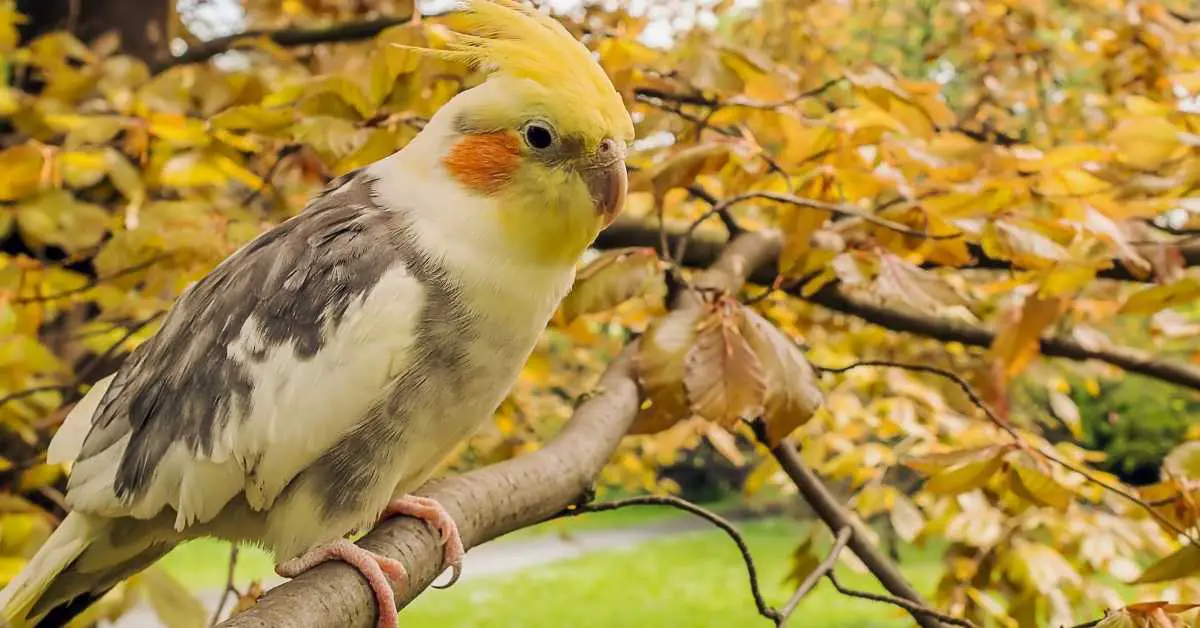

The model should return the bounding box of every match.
[742,308,822,445]
[334,128,403,176]
[1133,544,1200,584]
[718,47,789,102]
[1120,278,1200,315]
[923,455,1005,495]
[684,300,766,427]
[632,307,704,435]
[16,191,111,253]
[990,295,1063,379]
[17,463,62,492]
[210,105,296,133]
[1111,116,1185,170]
[0,144,46,201]
[904,445,1012,474]
[632,144,732,202]
[874,253,965,315]
[1163,441,1200,482]
[146,112,210,147]
[1048,391,1084,439]
[560,248,664,323]
[104,149,146,207]
[890,494,925,542]
[982,221,1069,270]
[60,150,108,188]
[1038,168,1110,197]
[1009,463,1073,511]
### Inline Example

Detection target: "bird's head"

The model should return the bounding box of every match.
[403,0,634,265]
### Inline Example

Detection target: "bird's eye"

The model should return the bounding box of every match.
[523,122,555,150]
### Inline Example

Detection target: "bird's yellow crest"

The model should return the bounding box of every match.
[409,0,634,145]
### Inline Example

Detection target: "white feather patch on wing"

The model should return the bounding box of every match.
[47,374,114,465]
[121,264,427,529]
[64,434,129,517]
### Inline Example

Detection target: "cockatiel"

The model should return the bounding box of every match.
[0,1,633,626]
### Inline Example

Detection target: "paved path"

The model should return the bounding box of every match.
[110,514,730,627]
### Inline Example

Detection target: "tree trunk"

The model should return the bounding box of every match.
[17,0,171,64]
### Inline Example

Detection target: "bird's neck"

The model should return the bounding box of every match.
[365,148,577,318]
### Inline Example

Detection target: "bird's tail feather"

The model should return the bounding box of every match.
[0,513,98,628]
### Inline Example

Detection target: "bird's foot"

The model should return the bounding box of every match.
[276,538,405,628]
[382,494,464,588]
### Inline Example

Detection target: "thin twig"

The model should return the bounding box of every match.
[73,311,164,384]
[210,545,241,627]
[0,385,69,412]
[243,144,302,207]
[13,256,166,304]
[816,360,1002,425]
[672,186,740,267]
[827,573,978,628]
[817,359,1199,545]
[778,526,852,625]
[634,77,844,112]
[719,192,959,240]
[561,495,782,625]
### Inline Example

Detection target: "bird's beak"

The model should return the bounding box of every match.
[585,139,628,226]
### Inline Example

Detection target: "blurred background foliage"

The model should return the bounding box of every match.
[1,0,1200,626]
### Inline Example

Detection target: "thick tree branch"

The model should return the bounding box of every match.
[594,218,1200,393]
[596,217,1200,284]
[219,231,781,628]
[155,7,422,72]
[805,285,1200,392]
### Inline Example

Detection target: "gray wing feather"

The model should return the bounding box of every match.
[68,171,402,507]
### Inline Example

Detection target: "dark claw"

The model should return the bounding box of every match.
[432,562,462,589]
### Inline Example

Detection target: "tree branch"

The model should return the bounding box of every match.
[826,573,978,628]
[594,218,1200,393]
[804,285,1200,393]
[766,439,948,628]
[777,526,851,625]
[562,495,782,625]
[155,9,423,72]
[218,231,782,628]
[597,216,1200,285]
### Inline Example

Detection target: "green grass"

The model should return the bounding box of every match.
[159,509,943,627]
[403,518,943,628]
[159,497,713,588]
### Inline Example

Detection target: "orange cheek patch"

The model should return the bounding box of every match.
[442,132,522,195]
